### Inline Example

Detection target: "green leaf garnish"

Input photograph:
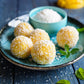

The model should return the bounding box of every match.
[75,68,84,80]
[59,50,66,55]
[56,79,70,84]
[70,48,79,54]
[66,52,70,58]
[65,44,69,52]
[59,44,79,58]
[77,28,84,32]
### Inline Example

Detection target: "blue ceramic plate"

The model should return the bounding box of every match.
[0,15,84,70]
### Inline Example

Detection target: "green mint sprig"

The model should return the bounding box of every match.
[75,68,84,80]
[56,79,70,84]
[77,27,84,32]
[59,44,79,58]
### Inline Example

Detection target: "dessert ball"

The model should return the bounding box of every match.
[14,22,34,37]
[57,26,79,48]
[10,36,33,58]
[31,40,56,64]
[29,29,50,44]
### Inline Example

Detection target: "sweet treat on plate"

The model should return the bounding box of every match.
[33,9,63,23]
[31,40,56,64]
[14,22,34,37]
[57,26,79,48]
[57,0,84,9]
[10,36,33,59]
[29,29,50,44]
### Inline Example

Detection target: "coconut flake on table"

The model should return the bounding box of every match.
[33,9,63,23]
[8,14,29,27]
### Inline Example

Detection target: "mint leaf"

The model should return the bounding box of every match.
[70,48,79,54]
[65,44,69,52]
[75,68,84,80]
[59,44,79,58]
[77,28,84,32]
[56,79,70,84]
[59,50,66,55]
[66,52,70,58]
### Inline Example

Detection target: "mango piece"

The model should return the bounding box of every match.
[57,0,84,9]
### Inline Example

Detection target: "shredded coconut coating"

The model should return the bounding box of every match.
[29,29,50,44]
[33,9,62,23]
[11,36,33,58]
[31,40,56,64]
[14,22,34,37]
[57,26,79,48]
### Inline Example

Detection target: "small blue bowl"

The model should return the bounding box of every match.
[29,6,67,34]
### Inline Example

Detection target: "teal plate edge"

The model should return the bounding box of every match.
[0,17,84,70]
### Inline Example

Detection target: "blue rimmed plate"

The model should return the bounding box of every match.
[0,14,84,70]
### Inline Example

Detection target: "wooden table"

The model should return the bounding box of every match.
[0,0,84,84]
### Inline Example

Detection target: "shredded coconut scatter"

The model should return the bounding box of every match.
[57,26,79,48]
[11,36,33,58]
[33,9,63,23]
[31,40,56,64]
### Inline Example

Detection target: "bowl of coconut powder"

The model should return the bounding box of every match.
[29,6,67,34]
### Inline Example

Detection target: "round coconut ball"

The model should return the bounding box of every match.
[29,29,50,44]
[14,22,34,37]
[11,36,33,59]
[31,40,56,64]
[57,26,79,48]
